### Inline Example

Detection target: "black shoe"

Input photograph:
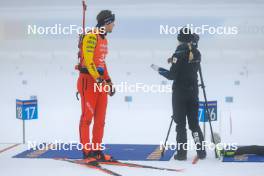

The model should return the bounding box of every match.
[81,151,98,165]
[83,151,94,159]
[197,150,206,159]
[174,153,187,161]
[92,150,115,162]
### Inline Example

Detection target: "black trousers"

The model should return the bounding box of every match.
[172,85,205,155]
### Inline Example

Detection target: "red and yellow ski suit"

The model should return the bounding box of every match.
[77,31,110,154]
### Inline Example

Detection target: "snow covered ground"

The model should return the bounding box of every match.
[0,144,264,176]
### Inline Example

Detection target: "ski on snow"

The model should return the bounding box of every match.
[98,160,184,172]
[54,158,122,176]
[55,158,184,176]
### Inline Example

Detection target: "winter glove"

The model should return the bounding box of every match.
[151,64,167,74]
[106,79,115,96]
[167,57,172,64]
[167,57,178,64]
[150,64,172,80]
[96,77,104,84]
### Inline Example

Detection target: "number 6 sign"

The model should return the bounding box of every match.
[198,101,217,122]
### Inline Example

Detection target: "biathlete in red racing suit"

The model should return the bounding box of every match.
[76,10,115,161]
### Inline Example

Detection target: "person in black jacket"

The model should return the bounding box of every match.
[151,28,206,160]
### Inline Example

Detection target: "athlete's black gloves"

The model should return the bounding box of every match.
[106,79,115,96]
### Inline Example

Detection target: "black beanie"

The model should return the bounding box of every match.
[192,33,200,48]
[177,27,193,43]
[96,10,115,27]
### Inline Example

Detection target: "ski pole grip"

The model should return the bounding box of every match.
[82,0,87,10]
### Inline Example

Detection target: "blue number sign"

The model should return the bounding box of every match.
[198,101,217,122]
[16,99,38,120]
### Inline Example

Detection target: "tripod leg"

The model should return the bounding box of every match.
[198,64,219,158]
[161,117,174,157]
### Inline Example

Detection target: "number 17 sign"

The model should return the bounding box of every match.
[16,99,38,120]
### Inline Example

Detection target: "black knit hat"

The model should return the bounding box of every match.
[177,27,193,43]
[192,33,200,48]
[97,10,115,27]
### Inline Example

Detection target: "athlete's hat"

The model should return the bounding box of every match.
[177,27,193,43]
[192,33,200,48]
[97,10,115,27]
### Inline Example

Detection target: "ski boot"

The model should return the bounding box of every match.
[174,150,187,161]
[78,151,98,165]
[197,149,207,159]
[92,150,116,162]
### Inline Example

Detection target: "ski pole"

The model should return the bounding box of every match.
[82,0,87,34]
[161,117,174,157]
[77,0,87,65]
[198,64,218,158]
